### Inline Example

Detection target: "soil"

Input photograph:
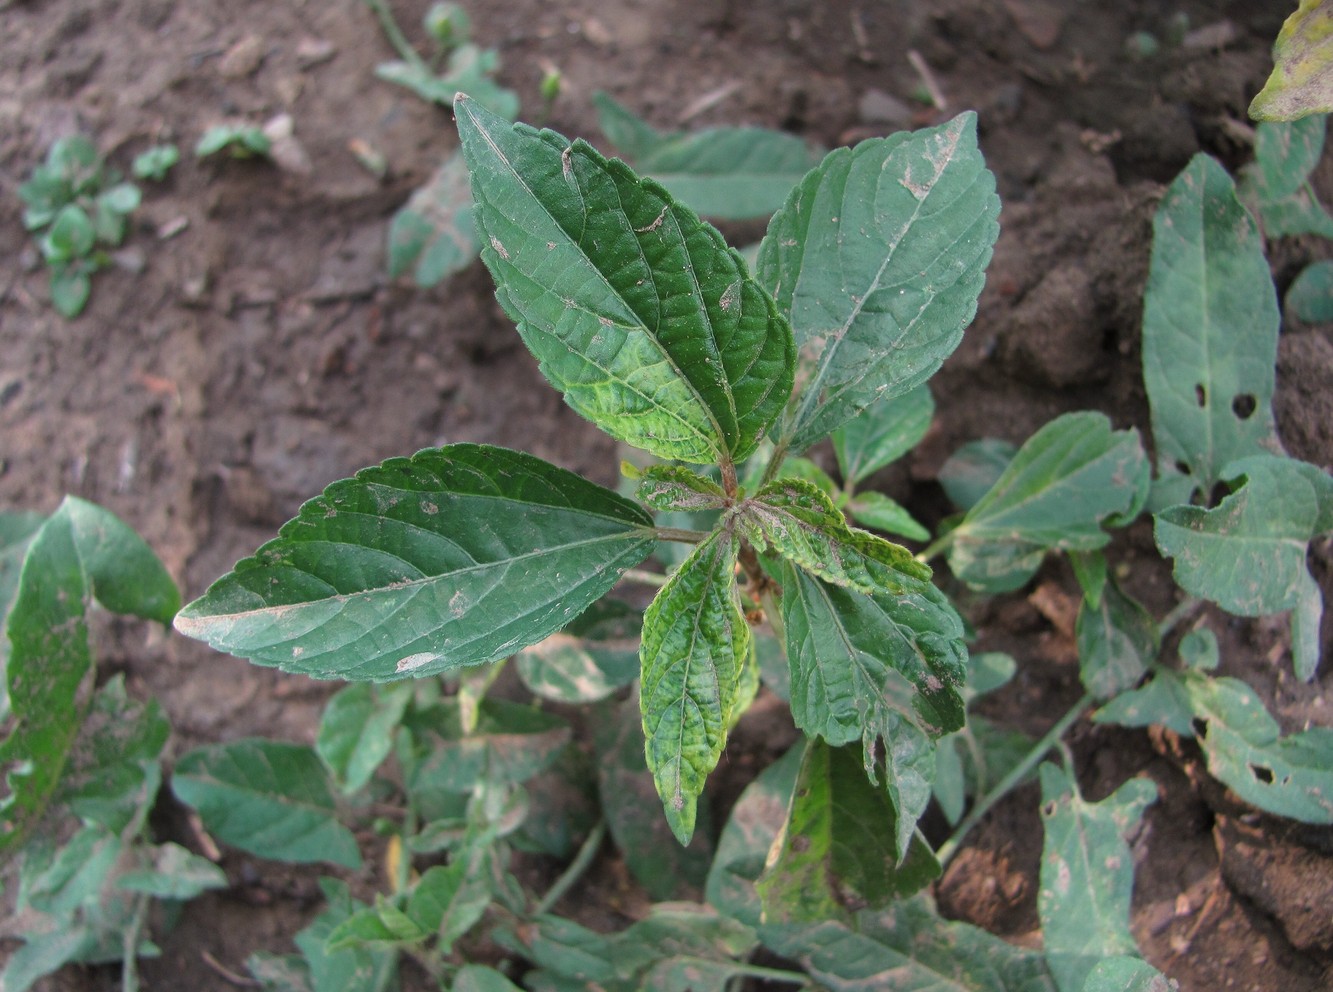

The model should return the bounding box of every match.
[2,0,1331,990]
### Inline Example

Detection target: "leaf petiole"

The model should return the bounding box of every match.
[533,819,606,916]
[653,526,714,544]
[363,0,431,73]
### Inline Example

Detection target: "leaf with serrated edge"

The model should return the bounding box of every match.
[456,95,794,466]
[948,413,1148,593]
[1143,154,1282,503]
[172,739,362,867]
[174,445,653,681]
[833,384,935,486]
[1038,763,1156,992]
[740,477,929,594]
[636,464,728,512]
[759,114,998,451]
[640,529,747,844]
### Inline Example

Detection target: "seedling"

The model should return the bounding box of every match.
[195,124,272,159]
[131,143,180,182]
[18,135,143,316]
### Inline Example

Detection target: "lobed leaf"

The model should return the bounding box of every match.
[640,530,748,844]
[947,413,1149,593]
[456,95,794,466]
[174,444,654,680]
[759,114,999,451]
[1249,0,1333,121]
[1142,154,1282,505]
[1037,763,1156,992]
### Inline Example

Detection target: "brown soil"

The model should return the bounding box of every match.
[2,0,1331,990]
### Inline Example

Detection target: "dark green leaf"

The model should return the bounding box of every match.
[759,114,999,450]
[948,413,1148,593]
[939,438,1017,511]
[1038,763,1156,992]
[175,445,653,680]
[456,96,795,467]
[1286,259,1333,323]
[1143,154,1281,504]
[317,683,413,793]
[640,529,747,843]
[172,739,362,867]
[833,384,935,486]
[515,599,642,703]
[1075,578,1158,700]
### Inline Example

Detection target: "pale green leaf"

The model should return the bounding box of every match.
[387,152,477,287]
[833,384,935,486]
[1080,957,1177,992]
[759,114,999,450]
[317,683,413,793]
[456,96,794,466]
[948,413,1148,593]
[325,901,426,949]
[764,894,1056,992]
[640,529,747,844]
[407,853,493,952]
[1249,0,1333,120]
[174,444,654,681]
[846,491,931,542]
[295,879,398,992]
[22,824,122,915]
[593,92,823,220]
[0,926,99,992]
[516,599,641,703]
[740,477,930,594]
[635,464,728,512]
[1179,627,1220,671]
[172,739,362,868]
[1075,578,1158,700]
[453,965,525,992]
[1038,763,1156,992]
[939,438,1016,511]
[407,697,571,796]
[1095,668,1333,823]
[116,841,228,899]
[247,951,314,992]
[1143,154,1282,502]
[1286,259,1333,322]
[1240,116,1333,238]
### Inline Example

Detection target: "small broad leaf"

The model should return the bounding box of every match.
[116,841,228,900]
[846,491,930,542]
[456,95,795,467]
[295,878,398,992]
[640,530,747,844]
[947,413,1148,593]
[172,739,362,868]
[406,851,494,952]
[759,113,999,451]
[593,92,823,220]
[740,477,930,594]
[939,438,1017,512]
[0,926,100,992]
[1249,0,1333,121]
[453,965,525,992]
[1239,116,1333,237]
[757,739,940,926]
[1038,763,1156,992]
[50,265,93,318]
[1095,668,1333,823]
[1080,957,1177,992]
[515,599,642,703]
[764,894,1056,992]
[1286,259,1333,322]
[1143,154,1282,504]
[407,697,571,796]
[833,384,935,486]
[1075,577,1159,700]
[317,683,413,794]
[44,203,96,261]
[174,444,654,680]
[387,151,478,287]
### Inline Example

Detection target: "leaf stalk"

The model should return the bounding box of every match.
[533,819,606,916]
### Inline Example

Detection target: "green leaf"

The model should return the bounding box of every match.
[247,951,314,992]
[1143,154,1281,503]
[172,739,362,868]
[1249,0,1333,120]
[758,740,940,926]
[22,824,122,915]
[1075,577,1158,700]
[0,926,99,992]
[174,444,653,680]
[295,878,398,992]
[833,384,935,486]
[640,529,747,844]
[1239,116,1333,237]
[453,965,525,992]
[593,92,823,221]
[1,497,178,852]
[1179,627,1220,671]
[947,413,1148,593]
[406,849,494,952]
[326,901,426,949]
[1095,668,1333,823]
[1286,259,1333,322]
[759,114,999,451]
[765,894,1056,992]
[1037,763,1156,992]
[456,96,795,467]
[43,203,96,261]
[515,599,642,703]
[387,151,478,287]
[939,438,1017,511]
[116,841,229,899]
[317,683,413,793]
[407,697,571,796]
[705,742,803,928]
[741,477,929,594]
[1080,957,1176,992]
[50,265,92,318]
[846,491,930,542]
[635,464,729,512]
[196,124,271,158]
[131,144,179,182]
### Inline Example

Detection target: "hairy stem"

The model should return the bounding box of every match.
[936,690,1094,869]
[534,819,606,916]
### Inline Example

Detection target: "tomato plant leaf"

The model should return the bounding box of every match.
[759,114,999,451]
[172,739,362,867]
[832,384,935,487]
[1249,0,1333,121]
[317,683,414,794]
[174,444,654,681]
[1038,763,1156,992]
[947,413,1149,593]
[640,530,747,844]
[1143,154,1282,505]
[456,95,794,467]
[1075,577,1159,701]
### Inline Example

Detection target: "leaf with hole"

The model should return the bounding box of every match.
[456,95,794,467]
[758,113,999,451]
[174,444,654,680]
[947,412,1149,593]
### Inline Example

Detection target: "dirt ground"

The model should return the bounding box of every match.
[2,0,1332,989]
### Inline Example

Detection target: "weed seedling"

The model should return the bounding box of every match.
[195,124,272,160]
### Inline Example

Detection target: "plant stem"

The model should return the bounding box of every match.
[622,568,669,587]
[533,819,605,916]
[914,529,954,565]
[121,894,150,992]
[935,690,1094,869]
[654,526,713,544]
[1158,595,1201,638]
[363,0,430,72]
[707,959,811,987]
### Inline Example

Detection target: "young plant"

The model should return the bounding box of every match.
[18,136,143,317]
[131,144,180,182]
[195,124,272,160]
